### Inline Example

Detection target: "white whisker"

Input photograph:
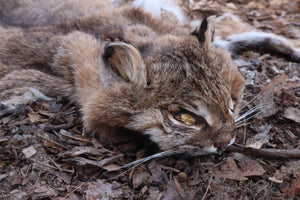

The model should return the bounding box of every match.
[239,93,264,111]
[120,150,177,169]
[235,102,273,123]
[235,110,265,127]
[104,150,178,180]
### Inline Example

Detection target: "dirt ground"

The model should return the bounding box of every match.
[0,0,300,199]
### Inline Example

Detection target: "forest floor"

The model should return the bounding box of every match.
[0,0,300,199]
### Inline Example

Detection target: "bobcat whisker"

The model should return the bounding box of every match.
[235,110,265,127]
[239,93,264,111]
[235,102,272,123]
[118,150,177,169]
[106,145,218,180]
[105,150,178,180]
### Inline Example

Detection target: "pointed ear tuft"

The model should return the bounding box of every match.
[191,15,216,49]
[103,42,146,86]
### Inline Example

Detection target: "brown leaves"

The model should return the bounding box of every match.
[282,172,300,198]
[284,107,300,123]
[85,180,132,200]
[213,154,265,181]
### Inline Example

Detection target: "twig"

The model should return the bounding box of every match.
[202,175,212,200]
[48,156,62,172]
[226,144,300,159]
[65,181,86,198]
[160,165,180,173]
[30,158,74,173]
[64,173,99,198]
[37,133,66,148]
[59,129,92,143]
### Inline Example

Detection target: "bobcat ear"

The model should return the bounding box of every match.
[102,42,146,86]
[191,15,216,50]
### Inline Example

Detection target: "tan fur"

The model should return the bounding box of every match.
[0,0,245,153]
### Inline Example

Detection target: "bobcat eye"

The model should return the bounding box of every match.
[180,113,196,125]
[170,108,208,127]
[229,99,234,114]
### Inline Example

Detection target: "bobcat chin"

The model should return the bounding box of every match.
[0,0,296,155]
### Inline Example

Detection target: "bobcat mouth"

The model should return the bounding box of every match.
[172,145,217,156]
[173,136,235,156]
[213,137,236,153]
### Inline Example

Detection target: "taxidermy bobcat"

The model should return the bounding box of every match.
[0,0,298,155]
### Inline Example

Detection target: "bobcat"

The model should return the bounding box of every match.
[0,0,298,155]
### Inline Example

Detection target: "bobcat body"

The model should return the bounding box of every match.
[0,0,298,154]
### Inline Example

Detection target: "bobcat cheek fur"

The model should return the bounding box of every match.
[1,0,247,154]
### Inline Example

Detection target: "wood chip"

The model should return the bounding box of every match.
[22,145,37,159]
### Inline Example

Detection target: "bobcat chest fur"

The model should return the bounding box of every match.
[0,0,245,154]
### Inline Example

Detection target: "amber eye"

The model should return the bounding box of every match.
[180,113,196,125]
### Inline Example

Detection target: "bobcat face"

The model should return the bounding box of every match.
[125,41,235,154]
[83,17,243,154]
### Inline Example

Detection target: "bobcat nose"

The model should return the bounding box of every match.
[214,137,235,153]
[214,142,228,153]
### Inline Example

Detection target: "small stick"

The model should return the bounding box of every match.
[226,144,300,159]
[202,175,212,200]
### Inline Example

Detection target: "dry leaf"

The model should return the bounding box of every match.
[261,74,288,93]
[58,146,107,158]
[148,161,166,183]
[274,160,300,181]
[85,180,132,200]
[102,164,121,172]
[132,171,148,189]
[43,140,55,147]
[28,111,46,123]
[32,185,58,200]
[213,155,265,181]
[282,172,300,198]
[245,124,272,149]
[162,182,179,200]
[284,107,300,123]
[268,176,283,183]
[54,171,72,184]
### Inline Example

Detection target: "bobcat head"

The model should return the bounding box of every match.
[80,16,245,155]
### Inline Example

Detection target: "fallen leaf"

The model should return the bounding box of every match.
[63,155,123,168]
[148,161,167,183]
[28,111,46,123]
[9,189,28,200]
[245,124,272,149]
[283,107,300,123]
[32,185,58,200]
[261,74,288,93]
[274,160,300,181]
[282,172,300,198]
[213,154,265,181]
[132,171,148,189]
[268,176,283,183]
[101,164,121,172]
[173,177,186,198]
[58,146,108,158]
[43,140,55,147]
[54,171,72,184]
[162,182,179,200]
[85,180,132,200]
